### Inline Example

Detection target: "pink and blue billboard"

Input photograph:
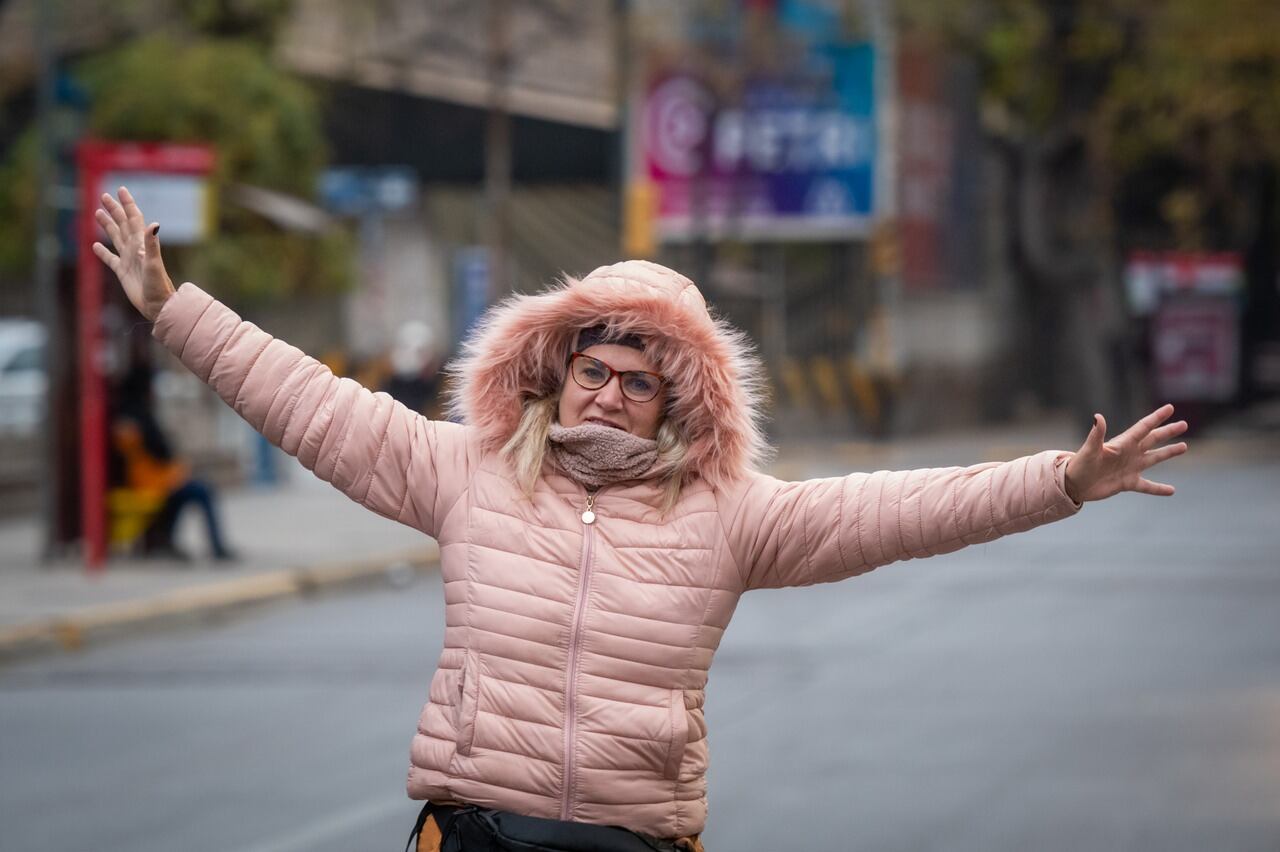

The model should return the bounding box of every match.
[642,43,876,240]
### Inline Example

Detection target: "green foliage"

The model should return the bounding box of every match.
[183,0,295,43]
[978,4,1051,124]
[1095,0,1280,168]
[0,32,351,301]
[899,0,1280,244]
[0,129,38,275]
[80,36,325,195]
[186,227,354,301]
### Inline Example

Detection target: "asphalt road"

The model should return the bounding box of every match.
[2,456,1277,851]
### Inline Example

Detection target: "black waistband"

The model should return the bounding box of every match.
[406,801,679,852]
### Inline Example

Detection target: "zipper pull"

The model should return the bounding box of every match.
[581,491,597,525]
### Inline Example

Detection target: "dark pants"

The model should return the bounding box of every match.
[150,479,230,558]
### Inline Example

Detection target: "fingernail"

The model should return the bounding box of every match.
[150,224,160,236]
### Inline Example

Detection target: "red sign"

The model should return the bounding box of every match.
[1125,251,1244,316]
[1152,297,1239,402]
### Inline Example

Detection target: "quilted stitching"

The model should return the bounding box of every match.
[155,284,1081,841]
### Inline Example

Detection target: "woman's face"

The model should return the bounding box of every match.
[558,343,666,440]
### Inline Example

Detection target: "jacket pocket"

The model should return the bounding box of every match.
[454,651,480,756]
[663,689,689,781]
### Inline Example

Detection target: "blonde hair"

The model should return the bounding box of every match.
[501,395,690,513]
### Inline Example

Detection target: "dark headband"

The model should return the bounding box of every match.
[574,324,646,353]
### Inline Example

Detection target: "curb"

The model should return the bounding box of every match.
[0,546,439,665]
[766,429,1280,476]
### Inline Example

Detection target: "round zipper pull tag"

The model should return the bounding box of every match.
[581,509,596,525]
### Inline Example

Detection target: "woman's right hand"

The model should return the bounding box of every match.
[91,186,176,322]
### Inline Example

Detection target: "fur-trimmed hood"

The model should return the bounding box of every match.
[447,260,768,487]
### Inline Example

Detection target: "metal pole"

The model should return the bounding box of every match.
[868,0,902,400]
[33,0,62,562]
[76,145,107,571]
[484,0,512,300]
[614,0,631,253]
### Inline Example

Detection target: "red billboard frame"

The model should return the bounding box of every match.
[76,141,214,571]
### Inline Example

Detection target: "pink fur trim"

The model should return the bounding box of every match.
[446,260,769,486]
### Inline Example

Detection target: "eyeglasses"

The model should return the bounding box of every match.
[568,352,666,403]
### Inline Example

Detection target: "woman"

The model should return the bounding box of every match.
[94,187,1187,850]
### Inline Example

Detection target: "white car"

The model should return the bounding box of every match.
[0,319,47,435]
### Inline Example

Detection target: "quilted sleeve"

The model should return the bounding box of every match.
[151,283,472,538]
[722,451,1082,591]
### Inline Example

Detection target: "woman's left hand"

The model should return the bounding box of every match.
[1064,404,1188,504]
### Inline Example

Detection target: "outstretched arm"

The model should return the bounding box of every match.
[725,406,1189,591]
[92,187,469,538]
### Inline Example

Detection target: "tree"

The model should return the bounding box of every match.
[900,0,1280,416]
[0,17,351,301]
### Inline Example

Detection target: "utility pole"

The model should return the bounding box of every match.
[614,0,627,244]
[484,0,513,301]
[867,0,902,431]
[34,0,64,561]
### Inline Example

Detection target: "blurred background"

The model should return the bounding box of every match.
[0,2,1278,850]
[1,0,1278,551]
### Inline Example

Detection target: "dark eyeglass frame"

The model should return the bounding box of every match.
[567,352,667,403]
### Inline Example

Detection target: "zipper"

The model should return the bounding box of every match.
[561,488,598,820]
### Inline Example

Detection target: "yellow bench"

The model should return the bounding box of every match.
[107,488,167,554]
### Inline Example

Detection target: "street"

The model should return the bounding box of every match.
[2,452,1277,851]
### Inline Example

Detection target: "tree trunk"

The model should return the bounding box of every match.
[1003,126,1131,423]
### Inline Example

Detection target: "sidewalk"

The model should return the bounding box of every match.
[1,409,1273,663]
[0,467,436,661]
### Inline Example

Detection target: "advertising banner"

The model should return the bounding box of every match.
[641,43,876,241]
[1125,251,1244,402]
[1153,297,1239,402]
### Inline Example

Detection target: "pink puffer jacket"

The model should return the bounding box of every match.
[152,261,1080,839]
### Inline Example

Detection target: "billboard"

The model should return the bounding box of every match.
[639,43,876,241]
